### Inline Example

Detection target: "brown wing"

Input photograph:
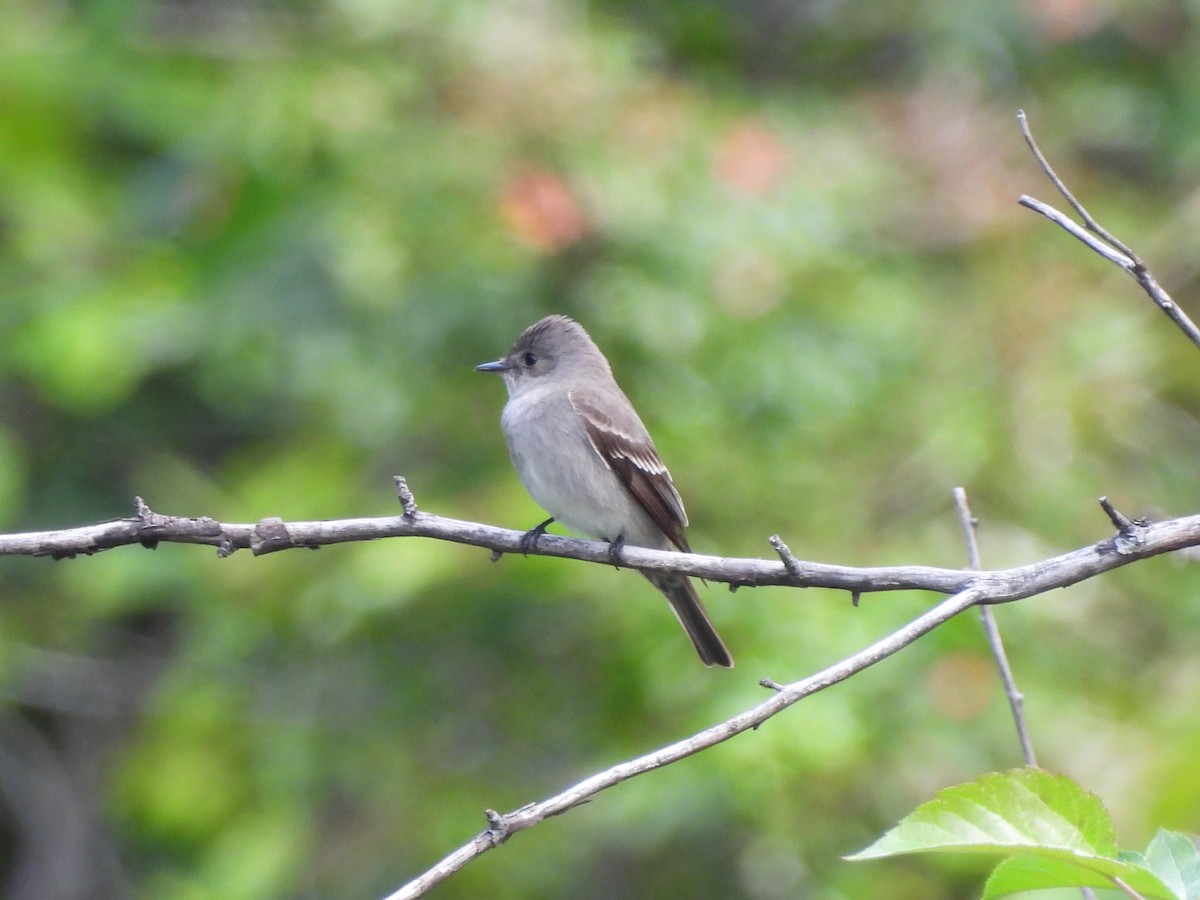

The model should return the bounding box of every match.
[569,387,691,552]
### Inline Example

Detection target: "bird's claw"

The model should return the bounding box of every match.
[607,534,626,568]
[519,517,555,555]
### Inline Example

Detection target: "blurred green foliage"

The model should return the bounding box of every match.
[1,1,1200,898]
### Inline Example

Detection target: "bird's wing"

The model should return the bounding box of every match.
[569,386,690,552]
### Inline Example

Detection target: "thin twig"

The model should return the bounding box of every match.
[1016,196,1134,269]
[1017,110,1200,351]
[953,488,1036,767]
[1017,109,1138,260]
[1110,876,1148,900]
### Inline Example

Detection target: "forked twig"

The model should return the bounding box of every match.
[1017,109,1200,350]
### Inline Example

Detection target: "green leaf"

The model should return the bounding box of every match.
[847,768,1116,860]
[1143,830,1200,900]
[984,853,1179,899]
[847,768,1182,899]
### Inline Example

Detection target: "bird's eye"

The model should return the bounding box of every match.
[522,352,538,367]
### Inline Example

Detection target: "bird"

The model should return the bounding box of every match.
[477,315,733,668]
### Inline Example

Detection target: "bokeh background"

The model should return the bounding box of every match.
[2,1,1200,898]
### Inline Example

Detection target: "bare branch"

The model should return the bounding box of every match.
[953,487,1037,767]
[4,490,1200,603]
[7,477,1197,899]
[381,481,1182,897]
[1017,110,1200,351]
[10,486,1194,898]
[382,586,986,899]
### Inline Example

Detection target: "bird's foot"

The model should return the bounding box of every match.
[607,534,626,568]
[519,517,555,555]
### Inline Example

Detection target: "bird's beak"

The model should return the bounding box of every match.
[476,359,509,373]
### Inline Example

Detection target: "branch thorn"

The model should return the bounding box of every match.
[394,476,418,517]
[769,535,803,579]
[1098,496,1131,530]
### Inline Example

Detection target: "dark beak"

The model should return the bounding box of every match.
[476,359,509,373]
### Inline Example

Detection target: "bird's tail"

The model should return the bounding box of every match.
[642,570,734,668]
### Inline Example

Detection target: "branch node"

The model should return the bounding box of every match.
[1099,497,1150,555]
[850,591,860,608]
[394,476,419,517]
[251,517,296,555]
[489,549,504,563]
[217,539,236,559]
[133,497,170,531]
[132,500,180,551]
[484,809,510,845]
[760,678,784,692]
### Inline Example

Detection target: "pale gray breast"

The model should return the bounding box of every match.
[500,389,663,547]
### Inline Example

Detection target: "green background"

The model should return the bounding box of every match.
[1,1,1198,897]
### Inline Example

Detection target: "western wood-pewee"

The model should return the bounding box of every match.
[477,315,733,668]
